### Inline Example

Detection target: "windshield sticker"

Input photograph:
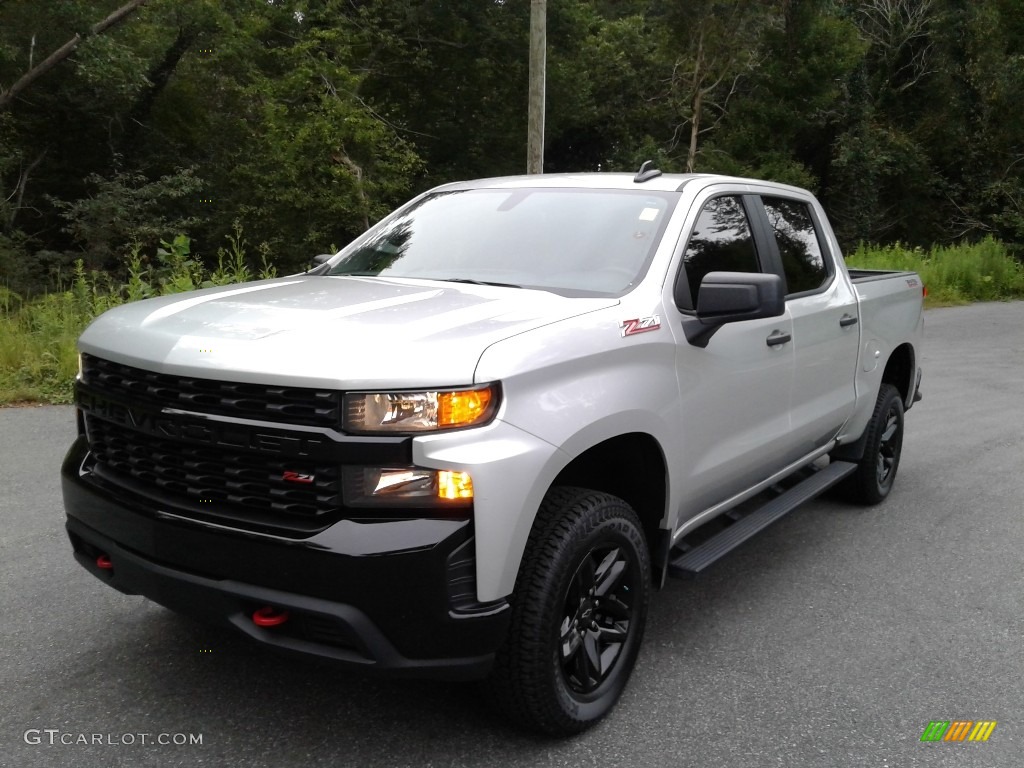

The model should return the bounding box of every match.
[620,315,661,337]
[638,207,660,221]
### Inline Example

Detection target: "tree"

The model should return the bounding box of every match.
[0,0,150,111]
[658,0,778,172]
[2,0,1023,297]
[177,1,424,266]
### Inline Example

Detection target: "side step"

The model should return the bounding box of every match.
[668,460,857,577]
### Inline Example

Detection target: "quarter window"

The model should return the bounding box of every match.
[682,196,760,307]
[761,196,828,294]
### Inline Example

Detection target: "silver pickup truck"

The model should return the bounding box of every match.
[62,169,923,734]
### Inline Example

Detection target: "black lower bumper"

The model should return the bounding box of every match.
[62,437,509,680]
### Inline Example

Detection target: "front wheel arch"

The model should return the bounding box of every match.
[484,486,651,735]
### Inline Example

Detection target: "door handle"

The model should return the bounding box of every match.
[839,314,858,328]
[766,330,791,347]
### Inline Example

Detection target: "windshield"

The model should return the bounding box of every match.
[326,187,679,296]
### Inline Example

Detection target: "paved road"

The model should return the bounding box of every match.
[2,302,1023,768]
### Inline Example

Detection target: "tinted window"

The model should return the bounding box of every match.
[762,196,828,294]
[683,196,759,306]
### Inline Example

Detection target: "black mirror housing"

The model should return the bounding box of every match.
[696,272,784,322]
[682,272,785,347]
[306,253,334,274]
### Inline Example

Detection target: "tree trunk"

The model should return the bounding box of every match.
[527,0,546,174]
[6,151,46,229]
[120,25,198,154]
[687,34,705,173]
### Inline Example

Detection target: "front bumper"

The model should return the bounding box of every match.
[62,436,509,679]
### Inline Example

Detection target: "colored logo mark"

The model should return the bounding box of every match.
[920,720,997,742]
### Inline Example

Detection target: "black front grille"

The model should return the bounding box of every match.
[86,415,342,523]
[78,355,415,533]
[81,354,341,428]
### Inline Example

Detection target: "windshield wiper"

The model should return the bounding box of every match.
[442,278,523,289]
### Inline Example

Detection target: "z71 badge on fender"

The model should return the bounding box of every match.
[620,315,661,337]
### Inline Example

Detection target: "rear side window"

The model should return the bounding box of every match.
[761,196,828,295]
[682,196,760,307]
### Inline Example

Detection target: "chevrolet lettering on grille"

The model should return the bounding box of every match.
[79,390,326,457]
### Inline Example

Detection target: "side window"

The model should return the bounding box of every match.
[761,196,828,295]
[683,196,760,307]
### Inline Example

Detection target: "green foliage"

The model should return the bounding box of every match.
[847,237,1024,306]
[713,2,865,189]
[0,229,36,297]
[0,290,85,405]
[1,0,1022,297]
[204,220,278,285]
[73,30,150,102]
[49,168,203,271]
[208,220,251,286]
[0,226,275,404]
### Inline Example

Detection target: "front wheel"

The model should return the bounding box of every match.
[486,487,651,735]
[841,383,905,505]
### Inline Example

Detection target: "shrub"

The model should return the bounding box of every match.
[846,237,1024,306]
[1,227,277,404]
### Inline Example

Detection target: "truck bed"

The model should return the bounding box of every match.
[847,268,919,283]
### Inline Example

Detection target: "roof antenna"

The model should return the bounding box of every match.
[634,160,662,183]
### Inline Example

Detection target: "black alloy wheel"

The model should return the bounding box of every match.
[875,396,902,489]
[559,544,637,696]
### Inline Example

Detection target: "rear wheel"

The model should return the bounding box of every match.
[841,383,905,505]
[486,487,650,735]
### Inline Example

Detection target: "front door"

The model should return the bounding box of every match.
[668,193,798,521]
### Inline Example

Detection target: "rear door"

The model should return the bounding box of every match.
[753,194,859,453]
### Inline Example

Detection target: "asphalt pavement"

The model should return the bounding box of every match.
[2,301,1023,767]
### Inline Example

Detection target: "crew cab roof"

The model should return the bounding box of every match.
[432,172,812,197]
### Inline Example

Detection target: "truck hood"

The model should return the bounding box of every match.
[79,275,618,388]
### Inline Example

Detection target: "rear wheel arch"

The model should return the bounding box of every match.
[882,342,916,407]
[836,382,905,505]
[833,343,916,464]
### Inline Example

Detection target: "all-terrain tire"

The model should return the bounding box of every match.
[485,487,651,735]
[840,383,905,505]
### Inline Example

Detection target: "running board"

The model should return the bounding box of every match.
[668,460,857,577]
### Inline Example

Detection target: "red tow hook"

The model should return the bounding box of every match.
[96,554,113,570]
[252,606,290,627]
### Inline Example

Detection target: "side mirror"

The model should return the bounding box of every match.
[307,253,334,274]
[682,272,785,347]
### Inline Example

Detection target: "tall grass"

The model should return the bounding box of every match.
[0,289,83,403]
[846,237,1024,306]
[1,229,276,405]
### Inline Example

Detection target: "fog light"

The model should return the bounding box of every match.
[342,466,474,509]
[438,470,473,500]
[376,468,436,494]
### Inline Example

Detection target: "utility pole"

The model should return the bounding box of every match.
[527,0,546,174]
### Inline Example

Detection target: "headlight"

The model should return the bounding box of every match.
[343,384,499,434]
